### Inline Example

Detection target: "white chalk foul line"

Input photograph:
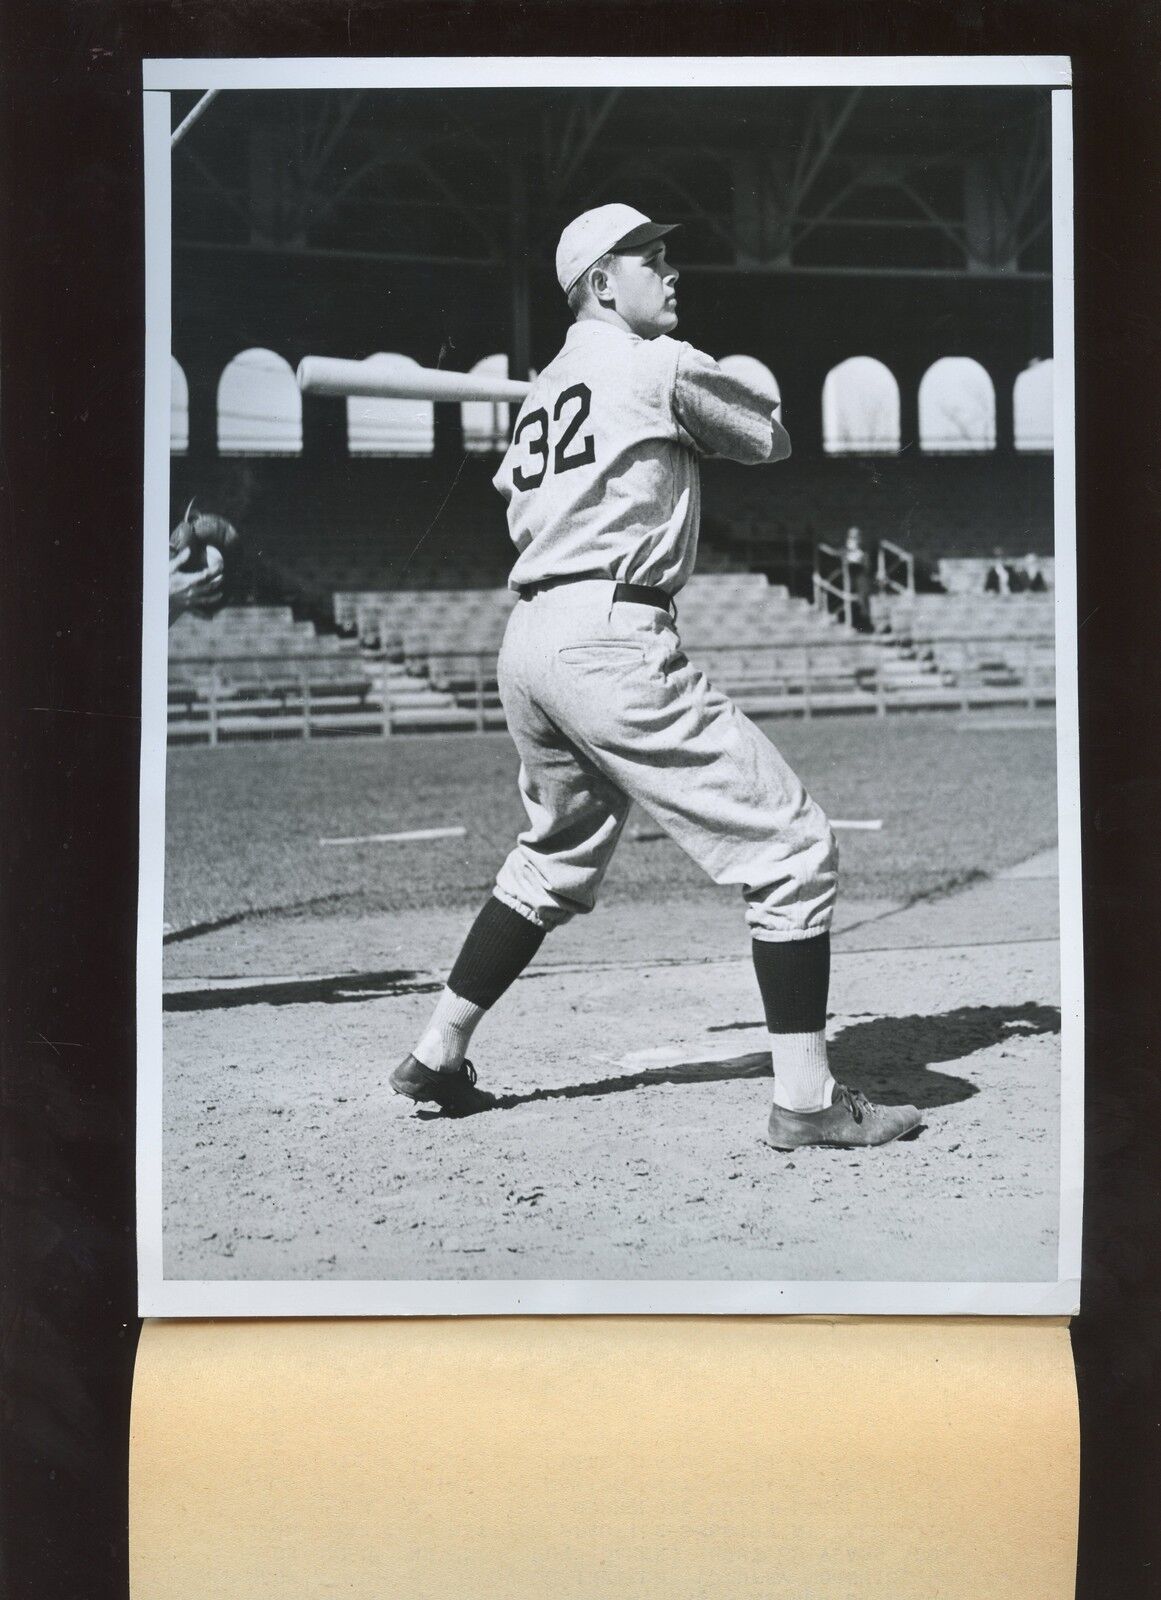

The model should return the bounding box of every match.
[319,826,467,847]
[831,819,884,831]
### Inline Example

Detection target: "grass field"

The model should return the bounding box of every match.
[165,712,1058,935]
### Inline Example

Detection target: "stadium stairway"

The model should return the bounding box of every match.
[877,593,1056,704]
[167,579,1056,744]
[333,575,886,722]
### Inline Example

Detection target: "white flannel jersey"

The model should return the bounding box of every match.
[494,319,782,596]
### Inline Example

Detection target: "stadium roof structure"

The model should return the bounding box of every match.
[171,85,1052,283]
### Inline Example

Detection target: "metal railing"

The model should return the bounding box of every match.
[168,635,1056,744]
[876,538,915,596]
[815,539,915,623]
[813,544,854,626]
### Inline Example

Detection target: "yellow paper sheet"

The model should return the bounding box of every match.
[131,1317,1077,1598]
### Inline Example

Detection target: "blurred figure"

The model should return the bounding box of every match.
[914,555,947,594]
[984,546,1013,595]
[844,525,874,633]
[1020,553,1048,593]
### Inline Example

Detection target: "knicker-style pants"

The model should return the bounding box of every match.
[493,580,838,942]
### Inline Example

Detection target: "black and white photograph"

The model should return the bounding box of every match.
[138,56,1080,1316]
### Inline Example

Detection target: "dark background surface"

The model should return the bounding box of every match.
[1,3,1158,1597]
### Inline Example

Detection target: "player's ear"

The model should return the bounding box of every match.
[589,264,613,304]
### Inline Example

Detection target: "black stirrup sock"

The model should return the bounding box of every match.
[447,895,548,1009]
[751,932,830,1034]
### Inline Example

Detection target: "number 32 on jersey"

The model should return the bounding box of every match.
[511,383,595,491]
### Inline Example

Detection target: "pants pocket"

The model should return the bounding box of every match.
[558,643,645,666]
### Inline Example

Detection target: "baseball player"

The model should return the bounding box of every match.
[392,203,920,1149]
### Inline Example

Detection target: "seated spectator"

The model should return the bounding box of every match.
[359,618,383,654]
[984,547,1013,595]
[1021,553,1048,592]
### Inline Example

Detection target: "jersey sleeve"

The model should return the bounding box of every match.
[671,344,781,464]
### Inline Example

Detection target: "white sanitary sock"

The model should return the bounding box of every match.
[412,987,486,1072]
[770,1031,836,1112]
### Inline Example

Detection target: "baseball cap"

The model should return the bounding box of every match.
[555,203,679,294]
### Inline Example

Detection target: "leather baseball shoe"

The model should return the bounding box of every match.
[389,1054,496,1115]
[766,1084,921,1149]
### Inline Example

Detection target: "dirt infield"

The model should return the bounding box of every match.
[161,834,1061,1286]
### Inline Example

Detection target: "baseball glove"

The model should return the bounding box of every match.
[169,499,241,570]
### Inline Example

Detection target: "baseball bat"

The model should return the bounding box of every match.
[296,355,532,405]
[171,89,221,148]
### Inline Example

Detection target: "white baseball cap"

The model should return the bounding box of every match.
[555,203,679,294]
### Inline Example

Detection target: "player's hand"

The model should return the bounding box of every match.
[169,546,225,622]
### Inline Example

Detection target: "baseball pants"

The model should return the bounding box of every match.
[493,579,837,941]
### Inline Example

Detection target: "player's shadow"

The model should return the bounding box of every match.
[433,1001,1060,1117]
[825,1001,1060,1108]
[163,970,443,1012]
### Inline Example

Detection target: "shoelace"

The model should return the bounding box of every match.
[834,1084,875,1123]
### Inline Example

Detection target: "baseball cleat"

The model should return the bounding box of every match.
[766,1084,921,1149]
[389,1054,496,1116]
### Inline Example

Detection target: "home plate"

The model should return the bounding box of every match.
[618,1045,691,1067]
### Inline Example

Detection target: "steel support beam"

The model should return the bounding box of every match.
[508,157,532,384]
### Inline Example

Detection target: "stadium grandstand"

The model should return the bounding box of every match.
[167,86,1055,742]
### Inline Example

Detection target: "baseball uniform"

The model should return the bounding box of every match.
[393,205,920,1148]
[489,319,837,941]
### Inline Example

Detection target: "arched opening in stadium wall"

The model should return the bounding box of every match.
[1014,358,1054,452]
[347,354,435,457]
[217,348,302,456]
[919,358,997,453]
[170,356,189,455]
[822,357,901,455]
[462,355,513,455]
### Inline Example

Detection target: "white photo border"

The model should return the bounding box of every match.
[138,57,1080,1318]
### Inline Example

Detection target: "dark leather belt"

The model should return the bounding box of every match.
[519,575,675,614]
